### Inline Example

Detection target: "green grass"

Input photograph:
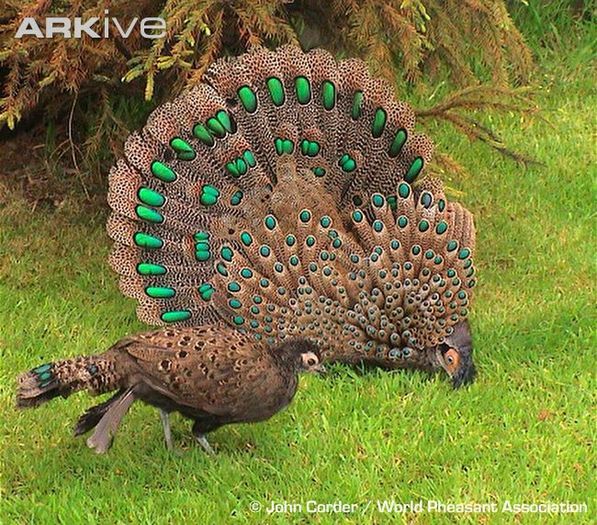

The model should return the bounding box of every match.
[1,20,595,525]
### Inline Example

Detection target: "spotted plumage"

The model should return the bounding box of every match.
[105,45,477,386]
[17,325,323,453]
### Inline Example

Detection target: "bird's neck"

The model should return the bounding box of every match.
[269,344,301,373]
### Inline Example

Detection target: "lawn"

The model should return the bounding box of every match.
[0,13,595,525]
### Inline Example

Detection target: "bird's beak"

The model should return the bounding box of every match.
[313,364,326,375]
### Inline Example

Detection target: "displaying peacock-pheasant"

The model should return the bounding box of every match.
[106,45,477,387]
[17,44,478,451]
[16,45,478,453]
[17,325,324,454]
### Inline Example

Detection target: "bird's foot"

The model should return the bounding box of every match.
[195,434,215,456]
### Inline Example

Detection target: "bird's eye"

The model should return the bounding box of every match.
[444,348,460,373]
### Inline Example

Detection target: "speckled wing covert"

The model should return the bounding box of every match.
[119,325,292,418]
[107,45,476,366]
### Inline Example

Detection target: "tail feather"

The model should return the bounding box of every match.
[106,45,435,328]
[104,45,476,359]
[16,356,117,409]
[74,389,126,436]
[16,363,62,408]
[86,387,136,454]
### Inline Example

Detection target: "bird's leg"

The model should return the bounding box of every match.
[159,409,173,451]
[192,419,216,455]
[194,434,215,456]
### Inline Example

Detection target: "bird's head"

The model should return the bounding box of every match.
[299,349,325,374]
[274,339,326,374]
[430,321,476,388]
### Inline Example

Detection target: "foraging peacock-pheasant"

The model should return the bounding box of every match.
[107,45,477,387]
[17,325,323,453]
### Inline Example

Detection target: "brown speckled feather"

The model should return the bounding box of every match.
[116,325,297,420]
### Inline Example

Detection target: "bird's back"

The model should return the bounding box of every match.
[113,325,299,422]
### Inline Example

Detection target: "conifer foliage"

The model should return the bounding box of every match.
[0,0,535,180]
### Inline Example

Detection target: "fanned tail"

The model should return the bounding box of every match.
[106,45,476,366]
[107,45,434,328]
